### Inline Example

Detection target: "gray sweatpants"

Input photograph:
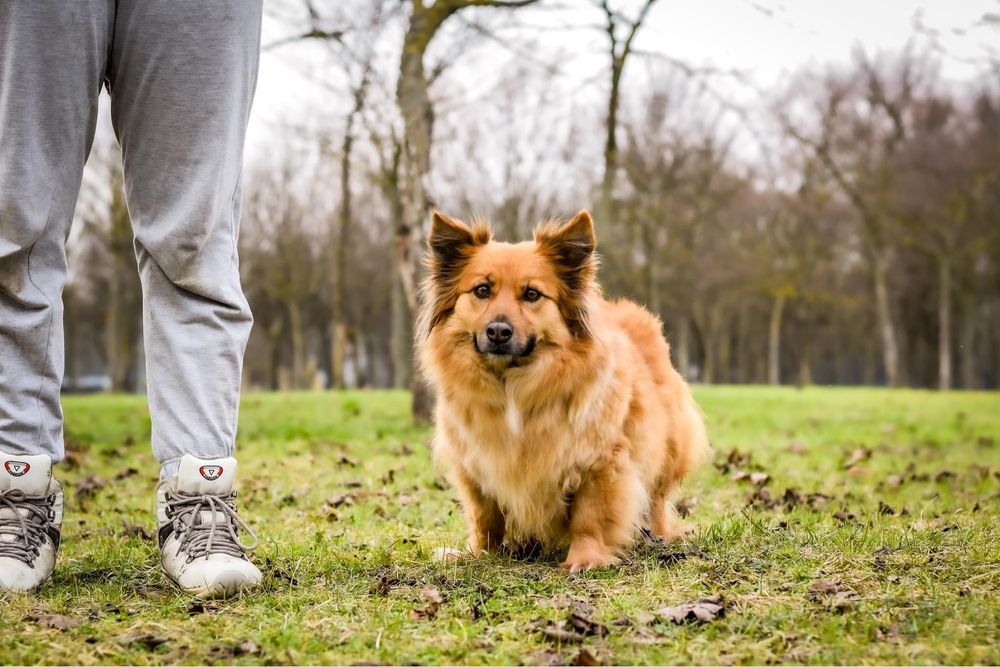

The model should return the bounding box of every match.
[0,1,262,474]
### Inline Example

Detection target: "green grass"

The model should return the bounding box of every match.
[2,387,998,665]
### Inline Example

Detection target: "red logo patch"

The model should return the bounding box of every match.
[199,465,223,481]
[4,461,30,477]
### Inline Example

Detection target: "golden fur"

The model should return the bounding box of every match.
[418,210,710,572]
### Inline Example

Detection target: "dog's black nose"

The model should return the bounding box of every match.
[486,321,513,344]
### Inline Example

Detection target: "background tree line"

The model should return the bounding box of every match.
[63,1,1000,418]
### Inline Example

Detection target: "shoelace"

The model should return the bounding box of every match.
[0,489,54,567]
[165,490,258,562]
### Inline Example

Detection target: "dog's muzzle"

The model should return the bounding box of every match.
[474,319,536,360]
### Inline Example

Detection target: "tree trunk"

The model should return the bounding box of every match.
[937,254,952,391]
[674,313,691,379]
[768,293,786,386]
[644,223,660,317]
[598,56,623,232]
[959,292,978,390]
[797,339,813,387]
[718,327,732,384]
[863,335,876,386]
[735,301,753,384]
[873,250,899,386]
[397,6,446,421]
[701,303,724,385]
[287,302,305,389]
[266,318,283,391]
[390,268,412,389]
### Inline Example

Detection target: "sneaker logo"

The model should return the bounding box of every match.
[4,461,30,477]
[199,465,223,481]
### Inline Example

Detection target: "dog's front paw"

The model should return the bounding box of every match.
[561,543,620,573]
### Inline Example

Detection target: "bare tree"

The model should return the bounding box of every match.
[780,52,923,386]
[595,0,659,233]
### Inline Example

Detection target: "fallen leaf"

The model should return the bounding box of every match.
[75,475,107,502]
[540,624,584,644]
[325,493,355,508]
[878,501,895,515]
[885,475,903,488]
[715,448,753,474]
[674,497,696,517]
[411,587,444,620]
[933,470,956,482]
[750,472,770,486]
[809,579,842,595]
[746,487,776,509]
[833,508,855,522]
[847,465,870,477]
[574,647,602,666]
[658,545,701,565]
[120,521,152,541]
[235,640,260,656]
[843,448,872,469]
[806,492,831,508]
[780,488,803,508]
[27,613,80,631]
[788,440,807,454]
[529,649,565,665]
[654,595,725,624]
[118,633,169,650]
[114,467,139,481]
[566,611,607,638]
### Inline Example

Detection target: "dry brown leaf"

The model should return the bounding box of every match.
[75,475,107,501]
[574,647,602,666]
[235,640,260,656]
[411,587,444,620]
[325,493,355,508]
[808,579,842,595]
[654,595,725,624]
[844,448,872,468]
[27,613,80,631]
[540,624,584,644]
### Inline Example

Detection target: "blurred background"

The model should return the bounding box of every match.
[63,0,999,417]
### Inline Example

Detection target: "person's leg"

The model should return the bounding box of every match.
[0,1,111,461]
[107,0,263,597]
[0,1,111,593]
[107,0,262,478]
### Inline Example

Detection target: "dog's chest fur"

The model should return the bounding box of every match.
[438,351,628,545]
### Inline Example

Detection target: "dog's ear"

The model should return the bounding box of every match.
[535,210,597,290]
[428,211,491,279]
[535,211,598,340]
[421,212,492,337]
[430,211,476,265]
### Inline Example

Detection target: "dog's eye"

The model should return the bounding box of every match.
[473,284,491,299]
[523,287,541,302]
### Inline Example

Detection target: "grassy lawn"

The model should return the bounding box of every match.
[2,387,998,665]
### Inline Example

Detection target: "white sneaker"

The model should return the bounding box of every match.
[156,454,261,598]
[0,451,63,593]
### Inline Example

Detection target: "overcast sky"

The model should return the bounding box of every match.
[247,0,998,164]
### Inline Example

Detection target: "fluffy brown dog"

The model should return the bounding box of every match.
[418,210,709,572]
